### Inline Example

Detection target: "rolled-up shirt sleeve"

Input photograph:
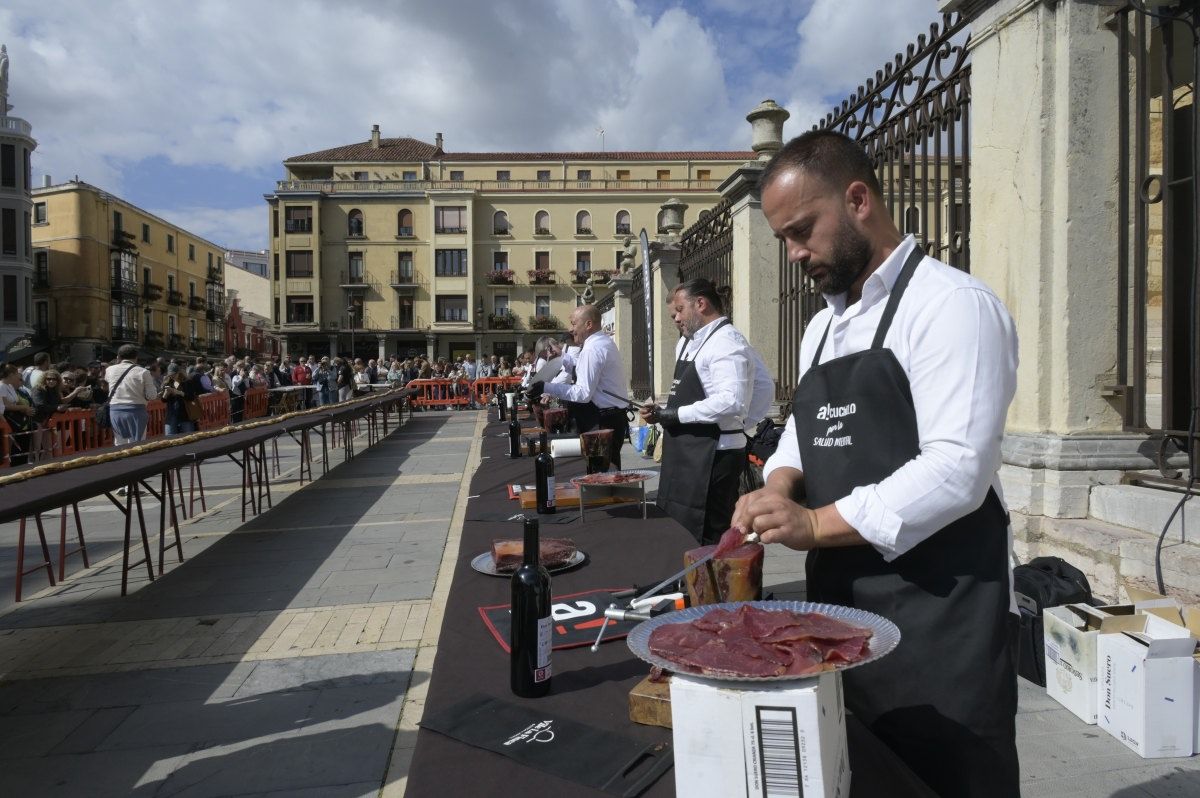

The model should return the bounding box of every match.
[833,287,1017,560]
[676,340,750,425]
[762,413,801,479]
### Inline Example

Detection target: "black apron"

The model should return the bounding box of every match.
[656,320,744,544]
[793,247,1019,798]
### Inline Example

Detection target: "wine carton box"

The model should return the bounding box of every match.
[1097,613,1196,758]
[1123,585,1200,754]
[670,671,849,798]
[1043,604,1146,724]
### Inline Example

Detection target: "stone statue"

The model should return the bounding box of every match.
[619,235,638,273]
[0,45,9,114]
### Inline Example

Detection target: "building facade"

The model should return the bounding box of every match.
[223,255,279,358]
[266,127,752,362]
[30,181,227,365]
[226,248,268,278]
[0,44,37,355]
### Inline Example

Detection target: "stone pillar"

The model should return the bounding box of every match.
[327,335,337,359]
[425,333,436,360]
[610,273,635,366]
[377,335,387,362]
[650,240,682,403]
[474,333,483,366]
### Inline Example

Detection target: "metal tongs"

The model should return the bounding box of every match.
[588,528,761,651]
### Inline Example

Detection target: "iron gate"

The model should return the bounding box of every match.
[678,197,734,320]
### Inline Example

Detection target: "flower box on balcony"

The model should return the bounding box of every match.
[487,313,516,330]
[167,290,185,306]
[188,296,206,311]
[575,227,593,235]
[534,227,552,236]
[528,315,560,331]
[486,269,515,285]
[527,269,556,285]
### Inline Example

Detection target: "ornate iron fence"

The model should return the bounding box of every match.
[776,11,971,404]
[1114,3,1198,479]
[678,197,734,320]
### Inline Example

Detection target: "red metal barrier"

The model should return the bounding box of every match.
[0,416,10,467]
[472,377,522,406]
[407,379,471,410]
[198,393,230,431]
[147,400,166,439]
[243,387,268,419]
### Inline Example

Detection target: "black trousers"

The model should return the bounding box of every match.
[701,447,746,545]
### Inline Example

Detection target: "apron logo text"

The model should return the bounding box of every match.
[815,402,857,421]
[812,434,853,448]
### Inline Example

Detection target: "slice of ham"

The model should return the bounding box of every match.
[712,525,747,559]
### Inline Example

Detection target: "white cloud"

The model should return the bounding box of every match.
[147,205,267,252]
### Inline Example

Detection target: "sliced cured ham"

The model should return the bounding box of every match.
[647,604,874,678]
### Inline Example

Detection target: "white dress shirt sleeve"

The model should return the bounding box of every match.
[544,342,600,404]
[834,286,1017,561]
[676,332,750,426]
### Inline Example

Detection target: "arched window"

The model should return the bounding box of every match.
[348,209,364,237]
[397,209,413,237]
[904,207,920,236]
[615,210,631,235]
[534,210,550,235]
[493,211,510,235]
[575,211,592,234]
[656,209,667,234]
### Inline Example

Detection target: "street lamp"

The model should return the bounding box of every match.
[346,304,356,359]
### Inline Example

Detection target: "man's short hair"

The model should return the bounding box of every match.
[759,129,883,198]
[673,277,726,316]
[33,352,50,367]
[117,344,139,360]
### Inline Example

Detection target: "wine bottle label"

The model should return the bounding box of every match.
[535,616,552,681]
[545,477,555,507]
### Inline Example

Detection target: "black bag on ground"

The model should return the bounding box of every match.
[747,417,784,463]
[1012,556,1093,687]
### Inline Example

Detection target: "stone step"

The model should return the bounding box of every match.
[1089,483,1194,542]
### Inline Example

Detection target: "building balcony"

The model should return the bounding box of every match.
[0,116,33,137]
[206,265,223,284]
[167,290,185,307]
[395,227,415,239]
[111,273,139,297]
[486,269,515,286]
[488,312,517,330]
[168,333,185,350]
[283,318,318,328]
[390,269,418,288]
[145,330,164,347]
[571,269,611,285]
[528,315,561,331]
[575,227,593,236]
[616,224,632,235]
[188,335,202,350]
[390,314,425,331]
[493,226,512,236]
[207,337,224,354]
[275,177,721,194]
[206,302,225,320]
[284,219,313,234]
[339,270,368,289]
[143,283,164,301]
[527,269,556,285]
[435,226,468,235]
[188,295,206,311]
[112,324,140,342]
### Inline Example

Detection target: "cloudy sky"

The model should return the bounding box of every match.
[0,0,941,250]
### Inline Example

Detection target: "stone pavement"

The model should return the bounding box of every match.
[0,410,1198,796]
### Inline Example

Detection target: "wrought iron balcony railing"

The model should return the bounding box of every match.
[167,290,185,306]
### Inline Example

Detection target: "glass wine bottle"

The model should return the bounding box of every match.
[510,517,552,697]
[535,429,555,514]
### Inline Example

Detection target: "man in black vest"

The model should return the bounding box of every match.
[733,130,1020,798]
[641,278,770,545]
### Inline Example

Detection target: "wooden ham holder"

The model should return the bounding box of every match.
[628,543,765,728]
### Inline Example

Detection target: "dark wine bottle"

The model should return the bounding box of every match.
[508,412,522,458]
[497,391,507,422]
[511,517,552,697]
[535,430,555,514]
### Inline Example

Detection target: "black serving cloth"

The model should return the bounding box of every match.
[420,693,673,797]
[405,417,939,798]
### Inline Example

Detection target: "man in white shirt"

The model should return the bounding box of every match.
[528,305,631,469]
[640,278,770,544]
[104,344,160,445]
[733,130,1019,798]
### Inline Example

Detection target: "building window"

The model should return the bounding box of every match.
[535,251,550,271]
[189,318,197,340]
[615,210,630,235]
[615,169,630,182]
[493,252,508,271]
[397,209,414,237]
[348,209,364,237]
[168,274,176,293]
[188,280,196,299]
[35,250,49,287]
[188,243,196,261]
[142,222,150,242]
[36,301,48,333]
[396,251,414,282]
[274,298,280,324]
[656,169,670,184]
[284,206,312,233]
[113,210,123,234]
[167,234,175,253]
[272,210,279,238]
[696,168,711,183]
[142,266,151,286]
[33,202,46,224]
[496,170,511,182]
[614,250,624,271]
[396,295,415,327]
[575,251,591,276]
[534,210,550,235]
[353,171,369,181]
[536,169,551,184]
[493,211,509,235]
[286,250,313,278]
[577,169,591,182]
[436,295,468,322]
[904,207,921,235]
[449,170,464,181]
[434,249,467,277]
[402,170,418,181]
[273,253,279,281]
[575,210,592,234]
[23,212,29,258]
[287,296,314,323]
[494,294,509,316]
[347,251,364,282]
[434,206,467,234]
[535,294,550,319]
[207,252,214,269]
[2,274,16,322]
[1,208,15,255]
[0,144,14,188]
[168,315,177,335]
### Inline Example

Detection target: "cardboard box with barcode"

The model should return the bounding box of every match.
[1123,586,1200,755]
[670,671,850,798]
[1042,590,1180,724]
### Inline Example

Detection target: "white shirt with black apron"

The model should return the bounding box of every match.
[656,319,746,545]
[792,247,1019,798]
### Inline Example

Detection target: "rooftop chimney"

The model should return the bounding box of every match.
[42,174,51,187]
[370,124,381,149]
[435,132,443,151]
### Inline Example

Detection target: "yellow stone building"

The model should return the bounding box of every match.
[266,126,751,361]
[30,181,226,364]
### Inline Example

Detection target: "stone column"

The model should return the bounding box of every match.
[425,333,436,360]
[610,273,635,366]
[327,335,337,359]
[650,240,682,403]
[377,335,387,362]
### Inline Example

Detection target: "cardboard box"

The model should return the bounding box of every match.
[670,671,850,798]
[1098,613,1196,758]
[1124,586,1200,754]
[1043,604,1144,724]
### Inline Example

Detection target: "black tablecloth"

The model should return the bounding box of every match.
[406,415,937,798]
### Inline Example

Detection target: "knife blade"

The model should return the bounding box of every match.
[599,388,643,411]
[632,530,760,605]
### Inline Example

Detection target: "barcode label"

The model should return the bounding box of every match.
[756,707,803,797]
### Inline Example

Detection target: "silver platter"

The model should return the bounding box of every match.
[570,470,656,487]
[470,549,587,578]
[626,600,901,682]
